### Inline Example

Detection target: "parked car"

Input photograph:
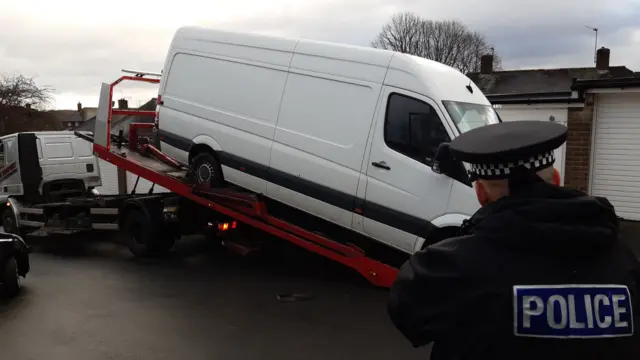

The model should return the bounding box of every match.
[0,232,30,297]
[156,26,500,255]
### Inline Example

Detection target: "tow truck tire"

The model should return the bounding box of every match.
[1,257,20,297]
[2,207,24,238]
[123,209,174,258]
[189,152,224,189]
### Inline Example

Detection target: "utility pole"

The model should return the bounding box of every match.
[585,26,598,64]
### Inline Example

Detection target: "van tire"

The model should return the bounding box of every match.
[1,257,20,297]
[189,152,224,188]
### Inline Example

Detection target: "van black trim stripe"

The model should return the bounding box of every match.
[158,130,436,238]
[158,129,191,152]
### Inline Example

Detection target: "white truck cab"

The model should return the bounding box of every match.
[0,131,102,204]
[156,26,500,254]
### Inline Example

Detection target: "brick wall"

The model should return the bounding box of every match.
[563,94,595,192]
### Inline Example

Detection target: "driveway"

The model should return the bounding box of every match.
[0,236,428,360]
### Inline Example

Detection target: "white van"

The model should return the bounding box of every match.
[156,26,501,255]
[0,131,102,203]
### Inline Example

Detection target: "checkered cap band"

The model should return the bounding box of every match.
[469,151,555,179]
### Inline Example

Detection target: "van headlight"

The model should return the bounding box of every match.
[90,188,101,196]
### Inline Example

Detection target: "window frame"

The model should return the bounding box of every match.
[382,92,452,166]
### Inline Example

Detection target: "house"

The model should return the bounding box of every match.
[468,47,640,221]
[62,102,98,129]
[0,106,65,134]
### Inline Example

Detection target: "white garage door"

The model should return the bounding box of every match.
[495,106,568,185]
[591,93,640,220]
[126,172,170,194]
[94,159,120,195]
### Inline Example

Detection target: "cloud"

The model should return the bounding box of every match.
[0,0,638,109]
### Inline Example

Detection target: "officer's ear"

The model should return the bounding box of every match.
[474,181,489,206]
[552,168,561,186]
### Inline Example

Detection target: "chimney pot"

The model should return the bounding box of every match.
[77,102,82,112]
[480,54,493,74]
[596,47,610,71]
[118,98,128,109]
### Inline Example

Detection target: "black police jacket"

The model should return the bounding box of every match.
[387,181,640,360]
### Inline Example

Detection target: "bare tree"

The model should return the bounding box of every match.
[0,74,54,110]
[372,12,502,74]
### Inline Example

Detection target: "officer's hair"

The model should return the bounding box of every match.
[479,166,556,198]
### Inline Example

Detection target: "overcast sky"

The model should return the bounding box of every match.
[1,0,638,110]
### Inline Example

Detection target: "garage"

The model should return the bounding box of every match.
[495,105,568,185]
[591,92,640,221]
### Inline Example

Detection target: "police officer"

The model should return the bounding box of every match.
[387,120,640,359]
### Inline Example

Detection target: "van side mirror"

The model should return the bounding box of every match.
[432,143,454,175]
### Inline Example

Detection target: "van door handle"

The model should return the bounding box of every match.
[371,161,390,170]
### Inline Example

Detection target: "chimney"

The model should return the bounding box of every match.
[596,47,610,72]
[480,54,493,74]
[118,98,128,109]
[25,103,31,110]
[77,102,82,112]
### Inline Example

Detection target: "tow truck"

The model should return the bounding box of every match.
[9,70,401,288]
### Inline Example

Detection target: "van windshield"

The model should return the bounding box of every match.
[442,100,501,134]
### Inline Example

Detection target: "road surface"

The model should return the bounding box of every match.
[0,235,428,360]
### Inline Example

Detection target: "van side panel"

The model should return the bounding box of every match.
[266,50,385,228]
[158,49,292,194]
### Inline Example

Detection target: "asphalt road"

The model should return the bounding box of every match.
[0,235,428,360]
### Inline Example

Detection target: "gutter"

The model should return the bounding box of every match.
[572,77,640,90]
[486,90,582,105]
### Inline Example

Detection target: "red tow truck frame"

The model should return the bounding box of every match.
[91,72,400,288]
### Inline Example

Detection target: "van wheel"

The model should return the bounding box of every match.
[1,257,20,297]
[189,152,224,188]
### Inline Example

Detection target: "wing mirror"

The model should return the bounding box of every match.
[432,142,454,175]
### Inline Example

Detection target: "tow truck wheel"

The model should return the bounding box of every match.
[123,209,154,257]
[153,230,176,255]
[123,209,174,257]
[1,257,20,297]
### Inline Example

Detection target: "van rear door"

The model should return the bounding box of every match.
[361,87,455,252]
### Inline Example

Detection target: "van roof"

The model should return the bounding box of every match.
[170,26,490,106]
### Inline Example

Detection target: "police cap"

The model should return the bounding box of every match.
[449,120,568,180]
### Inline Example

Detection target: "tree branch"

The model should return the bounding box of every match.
[371,12,501,74]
